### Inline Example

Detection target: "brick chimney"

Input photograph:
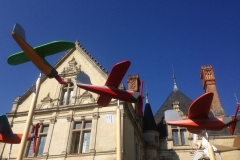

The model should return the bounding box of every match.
[127,74,140,92]
[200,65,225,116]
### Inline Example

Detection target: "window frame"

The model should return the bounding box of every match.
[60,82,74,106]
[26,124,49,157]
[70,120,92,154]
[171,127,188,146]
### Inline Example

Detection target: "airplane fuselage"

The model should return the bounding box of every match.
[77,84,139,103]
[12,32,57,78]
[166,117,233,130]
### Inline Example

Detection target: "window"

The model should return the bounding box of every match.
[71,121,92,154]
[26,125,49,157]
[172,128,188,146]
[60,82,74,105]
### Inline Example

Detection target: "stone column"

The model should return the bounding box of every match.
[88,109,99,160]
[61,115,73,158]
[43,116,57,157]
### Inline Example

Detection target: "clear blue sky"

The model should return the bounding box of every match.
[0,1,240,116]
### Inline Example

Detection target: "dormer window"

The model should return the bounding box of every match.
[60,80,74,105]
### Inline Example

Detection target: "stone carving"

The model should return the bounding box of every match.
[36,93,55,109]
[50,118,57,124]
[61,56,81,75]
[77,91,95,104]
[92,113,99,119]
[66,116,73,122]
[172,101,185,118]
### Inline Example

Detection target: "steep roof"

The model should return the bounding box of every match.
[143,102,157,131]
[154,90,193,124]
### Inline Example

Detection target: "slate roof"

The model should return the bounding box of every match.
[154,89,193,138]
[154,89,193,124]
[143,103,157,131]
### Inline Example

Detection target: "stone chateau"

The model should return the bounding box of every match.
[0,40,239,160]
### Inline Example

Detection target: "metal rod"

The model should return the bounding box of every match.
[116,100,121,160]
[16,73,41,160]
[205,129,215,160]
[7,144,12,160]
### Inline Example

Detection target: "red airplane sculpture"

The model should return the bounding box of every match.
[76,60,143,115]
[8,23,75,84]
[165,92,240,134]
[0,115,39,153]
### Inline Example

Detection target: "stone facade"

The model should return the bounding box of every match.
[0,41,239,160]
[0,41,144,160]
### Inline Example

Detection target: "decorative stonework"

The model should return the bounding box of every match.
[50,118,57,124]
[66,116,73,122]
[61,56,81,75]
[127,74,140,92]
[12,96,21,104]
[81,116,85,120]
[39,120,44,125]
[77,91,95,104]
[36,93,55,109]
[92,113,99,119]
[172,101,185,118]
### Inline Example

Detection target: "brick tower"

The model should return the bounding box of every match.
[200,65,225,116]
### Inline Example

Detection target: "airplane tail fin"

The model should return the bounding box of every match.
[33,123,40,153]
[12,23,26,41]
[229,104,240,135]
[164,110,181,122]
[76,72,92,85]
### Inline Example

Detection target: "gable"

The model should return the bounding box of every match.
[13,40,108,113]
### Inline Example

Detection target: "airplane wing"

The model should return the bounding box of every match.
[8,41,75,65]
[0,115,13,134]
[97,60,131,106]
[188,92,213,119]
[104,60,131,86]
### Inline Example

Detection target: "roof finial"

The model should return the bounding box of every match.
[172,64,178,91]
[146,85,149,103]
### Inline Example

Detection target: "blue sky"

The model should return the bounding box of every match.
[0,1,240,117]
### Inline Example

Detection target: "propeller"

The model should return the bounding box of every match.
[138,80,144,116]
[33,123,40,153]
[229,104,240,135]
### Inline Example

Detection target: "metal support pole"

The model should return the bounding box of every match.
[205,130,215,160]
[16,74,41,160]
[7,144,12,160]
[116,100,121,160]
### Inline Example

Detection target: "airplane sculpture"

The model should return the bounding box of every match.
[7,24,143,115]
[165,92,240,134]
[8,23,75,84]
[76,60,143,116]
[0,115,39,153]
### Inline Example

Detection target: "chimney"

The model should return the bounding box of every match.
[200,65,225,116]
[127,74,140,92]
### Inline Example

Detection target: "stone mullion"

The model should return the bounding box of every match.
[71,79,78,105]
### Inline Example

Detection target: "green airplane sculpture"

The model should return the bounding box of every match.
[8,23,75,84]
